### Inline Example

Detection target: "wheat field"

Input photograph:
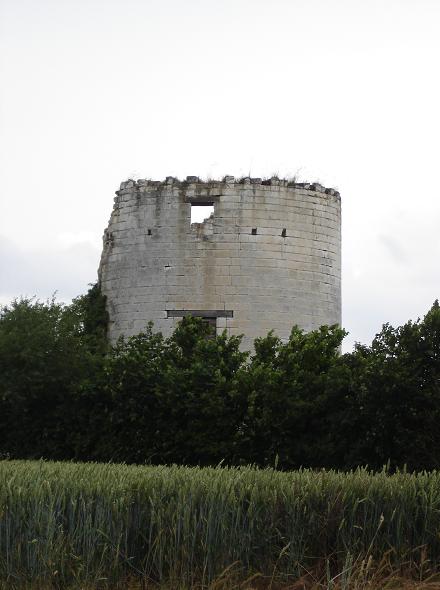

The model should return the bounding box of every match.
[1,461,440,588]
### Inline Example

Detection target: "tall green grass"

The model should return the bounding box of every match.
[1,461,440,588]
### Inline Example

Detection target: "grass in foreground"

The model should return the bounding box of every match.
[1,461,440,588]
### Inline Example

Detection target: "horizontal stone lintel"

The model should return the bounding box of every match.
[166,309,233,318]
[185,196,221,204]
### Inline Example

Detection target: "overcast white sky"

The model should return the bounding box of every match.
[1,0,439,351]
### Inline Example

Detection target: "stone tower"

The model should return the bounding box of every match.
[98,175,341,350]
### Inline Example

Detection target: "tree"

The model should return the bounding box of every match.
[237,324,347,469]
[344,301,440,470]
[0,298,88,458]
[162,317,248,464]
[2,288,440,471]
[0,284,108,460]
[67,282,109,352]
[94,324,170,463]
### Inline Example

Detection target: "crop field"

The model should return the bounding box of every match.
[1,461,440,589]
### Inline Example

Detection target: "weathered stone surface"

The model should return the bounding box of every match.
[99,177,341,350]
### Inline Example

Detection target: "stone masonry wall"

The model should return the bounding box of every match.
[98,176,341,350]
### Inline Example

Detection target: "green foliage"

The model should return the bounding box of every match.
[0,284,108,460]
[96,317,247,465]
[1,291,440,471]
[68,282,109,351]
[343,300,440,470]
[163,317,247,464]
[0,297,90,458]
[98,325,170,463]
[237,324,347,468]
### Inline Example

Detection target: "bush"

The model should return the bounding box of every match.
[1,289,440,471]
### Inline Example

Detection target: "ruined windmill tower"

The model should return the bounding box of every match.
[98,175,341,350]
